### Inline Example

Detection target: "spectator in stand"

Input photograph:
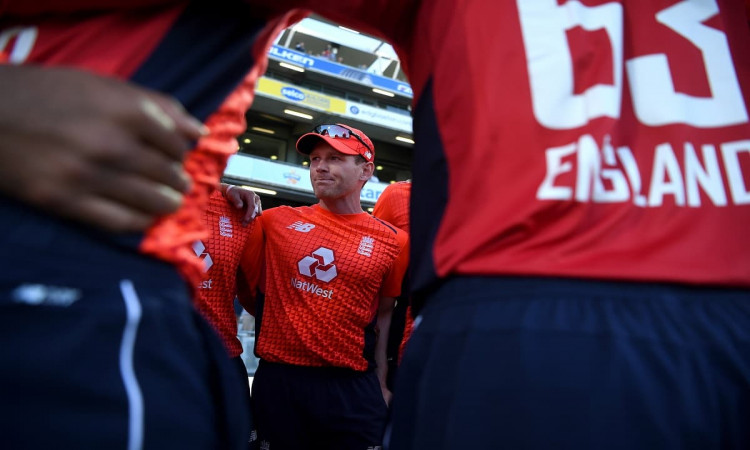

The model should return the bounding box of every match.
[294,41,305,52]
[320,43,335,60]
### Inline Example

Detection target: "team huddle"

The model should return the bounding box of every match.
[1,1,749,449]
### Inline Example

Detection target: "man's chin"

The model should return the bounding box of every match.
[312,185,330,198]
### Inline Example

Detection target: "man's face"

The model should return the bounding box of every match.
[309,142,368,201]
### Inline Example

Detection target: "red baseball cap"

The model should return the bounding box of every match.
[296,124,375,162]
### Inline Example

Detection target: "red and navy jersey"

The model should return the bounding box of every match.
[194,190,260,357]
[244,204,409,371]
[271,0,750,303]
[0,2,306,288]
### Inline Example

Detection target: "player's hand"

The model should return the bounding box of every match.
[381,385,393,407]
[0,65,206,232]
[222,184,262,226]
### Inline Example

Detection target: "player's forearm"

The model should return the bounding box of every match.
[375,296,396,404]
[375,317,391,387]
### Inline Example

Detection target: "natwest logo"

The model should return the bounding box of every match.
[297,247,337,282]
[291,277,334,299]
[192,240,213,272]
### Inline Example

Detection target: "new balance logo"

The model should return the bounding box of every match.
[192,240,213,272]
[358,236,374,257]
[219,216,233,237]
[297,247,337,282]
[287,221,315,232]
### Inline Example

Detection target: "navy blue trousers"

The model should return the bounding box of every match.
[0,198,250,449]
[387,276,750,450]
[252,360,388,450]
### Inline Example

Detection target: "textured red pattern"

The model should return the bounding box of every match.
[248,205,409,371]
[193,190,260,357]
[372,181,411,234]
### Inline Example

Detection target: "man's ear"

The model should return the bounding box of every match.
[360,161,375,181]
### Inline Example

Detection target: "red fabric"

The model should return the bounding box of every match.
[193,190,259,357]
[0,6,182,78]
[246,204,408,371]
[140,8,306,293]
[303,0,750,289]
[140,73,255,291]
[372,181,411,233]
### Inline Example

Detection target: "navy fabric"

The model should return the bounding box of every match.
[386,272,412,391]
[130,1,267,121]
[0,197,250,449]
[230,355,255,449]
[409,78,447,310]
[0,3,266,447]
[385,293,409,391]
[251,360,388,450]
[386,276,750,450]
[363,315,379,371]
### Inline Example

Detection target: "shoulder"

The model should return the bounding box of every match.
[262,205,305,220]
[206,189,238,216]
[389,181,412,195]
[369,214,400,235]
[367,215,408,248]
[260,205,316,230]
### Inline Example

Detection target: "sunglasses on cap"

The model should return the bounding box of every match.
[313,124,374,154]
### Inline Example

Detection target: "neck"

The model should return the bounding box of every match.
[318,195,363,215]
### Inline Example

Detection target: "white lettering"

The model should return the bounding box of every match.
[594,137,630,202]
[684,143,726,207]
[537,143,576,200]
[721,140,750,204]
[270,46,315,66]
[627,0,747,127]
[291,277,334,299]
[540,136,631,203]
[518,0,749,129]
[517,0,623,129]
[538,135,746,208]
[575,135,599,202]
[648,143,685,207]
[0,26,37,63]
[219,216,233,237]
[616,147,647,207]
